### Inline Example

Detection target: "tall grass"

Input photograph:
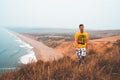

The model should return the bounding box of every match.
[0,45,120,80]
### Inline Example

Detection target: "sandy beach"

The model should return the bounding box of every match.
[14,32,63,62]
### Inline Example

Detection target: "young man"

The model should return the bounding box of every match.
[74,24,89,64]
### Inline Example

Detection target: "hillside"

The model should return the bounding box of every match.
[0,35,120,80]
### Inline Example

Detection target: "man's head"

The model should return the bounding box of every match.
[79,24,84,33]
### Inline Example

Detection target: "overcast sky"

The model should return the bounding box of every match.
[0,0,120,30]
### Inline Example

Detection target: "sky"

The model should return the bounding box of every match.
[0,0,120,30]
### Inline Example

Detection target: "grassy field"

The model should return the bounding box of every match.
[0,30,120,80]
[0,40,120,80]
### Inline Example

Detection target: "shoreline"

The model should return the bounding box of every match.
[15,37,37,64]
[13,32,63,62]
[6,30,37,64]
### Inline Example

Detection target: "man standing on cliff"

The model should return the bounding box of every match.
[74,24,89,65]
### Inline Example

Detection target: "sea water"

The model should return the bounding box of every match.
[0,28,37,74]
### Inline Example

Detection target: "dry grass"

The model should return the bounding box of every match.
[0,44,120,80]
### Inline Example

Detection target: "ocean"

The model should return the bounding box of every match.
[0,28,37,74]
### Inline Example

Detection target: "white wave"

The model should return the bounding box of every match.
[20,50,37,64]
[6,30,20,40]
[19,45,26,48]
[15,39,22,42]
[0,67,16,70]
[15,39,26,45]
[5,29,33,49]
[24,44,33,49]
[15,35,36,64]
[5,29,37,64]
[16,39,33,49]
[19,44,33,49]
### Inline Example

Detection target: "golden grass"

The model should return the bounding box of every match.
[0,43,120,80]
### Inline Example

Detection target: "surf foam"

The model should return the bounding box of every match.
[6,29,37,64]
[20,50,37,64]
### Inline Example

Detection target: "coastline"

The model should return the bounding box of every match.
[13,32,63,62]
[15,38,37,64]
[6,29,37,64]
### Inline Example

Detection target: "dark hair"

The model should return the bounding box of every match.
[79,24,84,27]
